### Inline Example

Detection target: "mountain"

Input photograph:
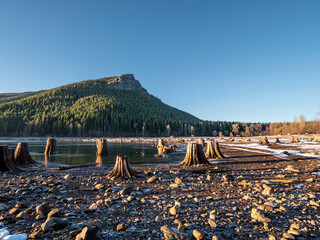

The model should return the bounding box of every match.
[1,74,231,137]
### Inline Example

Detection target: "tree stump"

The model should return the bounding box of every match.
[214,142,225,159]
[275,138,281,143]
[291,136,299,143]
[157,139,172,156]
[0,145,21,172]
[107,155,139,178]
[180,143,210,166]
[14,142,37,165]
[205,141,217,158]
[259,136,269,145]
[197,138,206,148]
[96,156,103,167]
[44,138,57,155]
[96,139,108,156]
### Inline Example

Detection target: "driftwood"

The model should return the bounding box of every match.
[214,142,225,159]
[96,139,108,156]
[58,163,98,171]
[107,155,140,178]
[180,143,210,166]
[259,136,269,145]
[0,145,22,172]
[205,141,217,158]
[45,138,57,155]
[14,142,37,165]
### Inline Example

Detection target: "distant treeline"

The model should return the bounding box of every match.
[0,77,318,137]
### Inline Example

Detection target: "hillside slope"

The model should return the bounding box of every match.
[0,74,210,136]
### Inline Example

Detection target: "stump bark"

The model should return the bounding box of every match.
[44,138,57,155]
[14,142,37,165]
[0,145,21,172]
[197,138,206,148]
[205,141,217,158]
[107,155,139,178]
[180,143,210,166]
[214,142,225,159]
[96,156,103,167]
[259,136,269,145]
[96,139,108,156]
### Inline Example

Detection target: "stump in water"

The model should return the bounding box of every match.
[180,143,210,166]
[157,139,172,156]
[0,145,21,172]
[291,136,299,143]
[44,138,57,155]
[15,142,37,165]
[96,139,108,156]
[275,138,281,143]
[96,156,103,167]
[107,155,139,178]
[214,142,225,159]
[259,136,269,145]
[205,141,217,159]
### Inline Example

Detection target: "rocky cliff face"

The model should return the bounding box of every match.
[106,74,147,93]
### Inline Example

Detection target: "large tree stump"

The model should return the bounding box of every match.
[214,142,225,159]
[197,138,206,148]
[180,143,210,166]
[107,155,139,178]
[259,136,269,145]
[96,139,108,156]
[15,142,37,165]
[44,138,57,155]
[205,141,217,158]
[291,136,299,143]
[0,145,22,172]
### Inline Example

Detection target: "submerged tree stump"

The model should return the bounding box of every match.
[0,145,21,172]
[214,142,225,159]
[96,139,108,156]
[107,155,139,178]
[15,142,37,165]
[157,139,173,156]
[44,138,57,155]
[96,156,103,167]
[259,136,269,145]
[205,141,217,158]
[180,143,210,166]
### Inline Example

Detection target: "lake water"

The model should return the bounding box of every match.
[0,138,186,167]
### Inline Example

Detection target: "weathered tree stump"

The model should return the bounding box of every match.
[96,139,108,156]
[96,156,103,167]
[107,155,139,178]
[259,136,269,145]
[197,138,206,148]
[275,138,281,143]
[44,138,57,155]
[214,142,225,159]
[205,141,217,158]
[15,142,37,165]
[291,136,299,143]
[180,143,210,166]
[157,139,172,156]
[0,145,22,172]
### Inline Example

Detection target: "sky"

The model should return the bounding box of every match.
[0,0,319,123]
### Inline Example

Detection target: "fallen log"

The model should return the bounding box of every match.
[58,163,98,171]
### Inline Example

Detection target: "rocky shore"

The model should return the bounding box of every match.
[0,141,319,239]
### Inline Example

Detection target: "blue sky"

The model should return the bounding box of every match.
[0,0,319,123]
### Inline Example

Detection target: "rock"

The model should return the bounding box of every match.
[95,184,104,190]
[147,176,158,183]
[119,187,133,196]
[15,202,28,209]
[16,210,28,219]
[160,225,185,240]
[41,217,68,231]
[116,223,125,231]
[251,208,271,223]
[208,219,216,228]
[28,227,42,239]
[0,203,9,211]
[47,208,62,218]
[222,174,234,182]
[212,236,219,240]
[36,203,51,216]
[175,178,184,185]
[75,226,101,240]
[169,205,178,216]
[1,233,28,240]
[268,235,276,240]
[9,207,20,215]
[193,229,205,240]
[262,184,274,196]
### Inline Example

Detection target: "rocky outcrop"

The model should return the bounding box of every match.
[105,74,147,93]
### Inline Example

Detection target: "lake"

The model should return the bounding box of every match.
[0,138,186,167]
